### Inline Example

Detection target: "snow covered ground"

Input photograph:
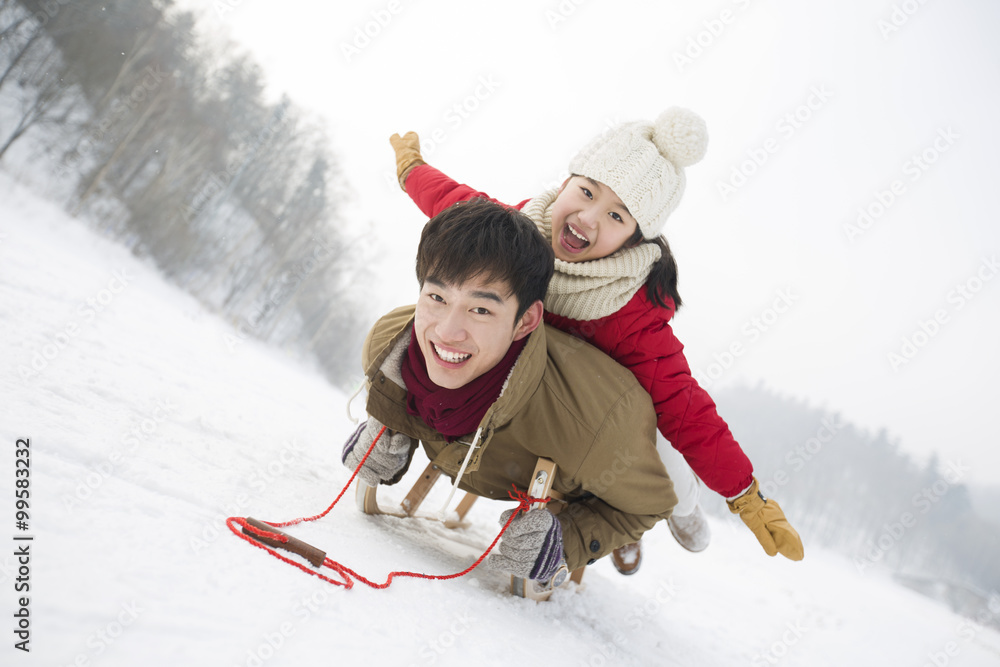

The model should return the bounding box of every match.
[3,172,1000,666]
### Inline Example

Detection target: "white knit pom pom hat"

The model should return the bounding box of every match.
[567,107,708,239]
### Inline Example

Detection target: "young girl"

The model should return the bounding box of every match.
[389,108,803,572]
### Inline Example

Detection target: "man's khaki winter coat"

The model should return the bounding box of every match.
[362,306,677,571]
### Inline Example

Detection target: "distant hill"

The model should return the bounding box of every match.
[708,383,1000,628]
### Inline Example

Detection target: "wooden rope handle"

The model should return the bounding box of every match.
[242,517,327,568]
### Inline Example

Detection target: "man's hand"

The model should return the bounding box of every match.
[341,417,413,486]
[487,508,564,580]
[389,131,425,191]
[727,477,804,561]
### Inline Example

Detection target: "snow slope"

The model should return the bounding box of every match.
[3,172,1000,666]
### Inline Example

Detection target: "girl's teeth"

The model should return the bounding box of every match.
[434,343,471,363]
[570,226,588,243]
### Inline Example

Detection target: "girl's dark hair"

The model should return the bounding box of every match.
[625,226,682,311]
[416,198,555,322]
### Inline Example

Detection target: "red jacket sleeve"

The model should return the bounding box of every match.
[405,164,505,217]
[607,298,754,499]
[404,164,530,217]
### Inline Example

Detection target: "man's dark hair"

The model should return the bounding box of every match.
[416,198,555,322]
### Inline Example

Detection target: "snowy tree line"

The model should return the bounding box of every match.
[712,384,1000,627]
[0,0,369,386]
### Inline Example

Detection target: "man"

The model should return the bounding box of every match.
[343,198,677,579]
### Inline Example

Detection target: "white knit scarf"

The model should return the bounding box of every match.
[521,189,661,321]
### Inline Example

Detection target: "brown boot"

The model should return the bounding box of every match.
[611,540,642,575]
[667,504,711,553]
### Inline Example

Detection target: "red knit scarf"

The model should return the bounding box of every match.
[401,328,527,442]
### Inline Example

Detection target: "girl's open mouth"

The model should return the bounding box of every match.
[560,223,590,253]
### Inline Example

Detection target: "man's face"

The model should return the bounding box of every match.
[414,275,540,390]
[550,176,639,262]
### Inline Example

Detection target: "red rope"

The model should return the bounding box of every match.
[227,426,549,590]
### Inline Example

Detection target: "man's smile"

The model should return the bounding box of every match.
[431,341,472,365]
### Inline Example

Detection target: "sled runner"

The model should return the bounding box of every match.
[356,457,584,600]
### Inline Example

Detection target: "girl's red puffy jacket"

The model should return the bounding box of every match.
[403,164,754,498]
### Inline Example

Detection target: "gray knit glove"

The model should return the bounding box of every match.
[341,417,413,486]
[487,508,564,581]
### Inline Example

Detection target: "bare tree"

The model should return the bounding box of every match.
[0,34,74,160]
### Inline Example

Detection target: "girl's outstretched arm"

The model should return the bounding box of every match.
[404,164,501,218]
[390,131,516,218]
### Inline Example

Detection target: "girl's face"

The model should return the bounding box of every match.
[549,176,639,263]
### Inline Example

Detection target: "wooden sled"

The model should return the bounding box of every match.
[356,458,585,600]
[355,462,477,529]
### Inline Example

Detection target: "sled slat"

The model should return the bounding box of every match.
[454,492,478,520]
[401,462,443,516]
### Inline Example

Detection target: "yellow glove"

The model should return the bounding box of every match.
[389,131,425,191]
[727,477,804,561]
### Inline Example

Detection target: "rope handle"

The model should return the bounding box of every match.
[227,426,549,590]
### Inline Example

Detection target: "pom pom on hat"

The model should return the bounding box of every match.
[652,107,709,168]
[568,106,708,239]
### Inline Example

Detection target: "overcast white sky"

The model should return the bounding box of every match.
[186,0,1000,484]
